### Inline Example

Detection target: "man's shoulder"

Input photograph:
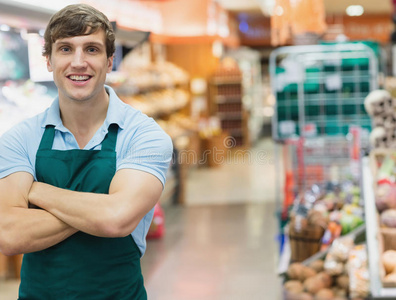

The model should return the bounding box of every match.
[118,101,156,129]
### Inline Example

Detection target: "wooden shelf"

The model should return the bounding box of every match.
[215,95,242,104]
[209,73,249,148]
[211,78,242,85]
[217,112,243,120]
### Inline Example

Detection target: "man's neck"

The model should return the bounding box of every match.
[59,90,110,148]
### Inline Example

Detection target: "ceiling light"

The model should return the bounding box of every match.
[20,28,28,40]
[0,25,10,32]
[346,5,364,17]
[275,6,284,16]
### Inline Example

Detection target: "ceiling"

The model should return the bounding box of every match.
[0,0,392,34]
[218,0,392,15]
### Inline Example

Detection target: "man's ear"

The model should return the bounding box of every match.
[107,55,114,73]
[46,56,53,72]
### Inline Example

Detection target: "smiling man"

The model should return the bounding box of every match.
[0,4,172,299]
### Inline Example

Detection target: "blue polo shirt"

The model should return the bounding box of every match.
[0,85,173,256]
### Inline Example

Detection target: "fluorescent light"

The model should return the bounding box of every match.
[275,6,284,16]
[9,0,79,11]
[0,25,10,32]
[346,5,364,16]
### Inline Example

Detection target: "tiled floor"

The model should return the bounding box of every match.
[0,138,283,299]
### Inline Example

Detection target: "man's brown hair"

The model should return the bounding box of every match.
[43,4,115,58]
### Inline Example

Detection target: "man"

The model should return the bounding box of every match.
[0,4,172,299]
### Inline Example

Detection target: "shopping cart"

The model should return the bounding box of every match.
[281,133,363,217]
[271,43,379,258]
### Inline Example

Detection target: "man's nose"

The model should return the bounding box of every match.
[71,49,87,68]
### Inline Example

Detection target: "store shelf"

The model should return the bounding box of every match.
[215,95,242,104]
[363,156,396,299]
[217,112,243,119]
[211,78,242,85]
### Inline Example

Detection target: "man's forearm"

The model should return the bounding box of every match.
[0,172,78,256]
[0,206,77,256]
[29,170,163,239]
[29,182,119,237]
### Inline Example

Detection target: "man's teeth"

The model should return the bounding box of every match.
[69,75,90,81]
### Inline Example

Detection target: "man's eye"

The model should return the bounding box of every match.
[87,47,98,53]
[60,47,71,52]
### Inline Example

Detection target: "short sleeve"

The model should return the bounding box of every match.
[0,122,35,179]
[117,118,173,188]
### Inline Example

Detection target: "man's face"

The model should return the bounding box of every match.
[46,29,113,103]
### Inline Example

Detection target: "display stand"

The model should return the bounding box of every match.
[363,156,396,299]
[209,58,249,148]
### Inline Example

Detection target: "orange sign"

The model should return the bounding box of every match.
[328,15,393,44]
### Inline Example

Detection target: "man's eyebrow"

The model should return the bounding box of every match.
[54,41,71,46]
[54,41,105,48]
[85,42,106,48]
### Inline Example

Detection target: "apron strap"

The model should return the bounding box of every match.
[38,124,118,152]
[38,125,56,151]
[101,123,119,152]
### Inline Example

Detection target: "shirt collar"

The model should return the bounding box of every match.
[103,85,126,130]
[41,85,126,131]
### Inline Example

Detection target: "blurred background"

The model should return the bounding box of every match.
[1,0,396,299]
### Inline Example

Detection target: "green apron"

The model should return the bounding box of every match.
[19,124,147,300]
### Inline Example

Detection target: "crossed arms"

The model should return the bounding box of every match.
[0,169,162,256]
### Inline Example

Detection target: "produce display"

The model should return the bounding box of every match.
[120,88,189,117]
[348,244,370,299]
[106,61,189,92]
[283,236,369,300]
[288,182,364,262]
[373,153,396,213]
[370,149,396,287]
[156,113,199,142]
[364,89,395,149]
[106,60,190,118]
[381,249,396,283]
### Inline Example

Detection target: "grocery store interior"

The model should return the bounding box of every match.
[1,0,396,299]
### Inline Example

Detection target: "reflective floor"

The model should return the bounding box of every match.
[0,138,282,299]
[142,203,282,300]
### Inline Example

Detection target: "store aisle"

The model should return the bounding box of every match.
[186,138,281,206]
[0,279,19,299]
[142,203,282,300]
[142,137,283,300]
